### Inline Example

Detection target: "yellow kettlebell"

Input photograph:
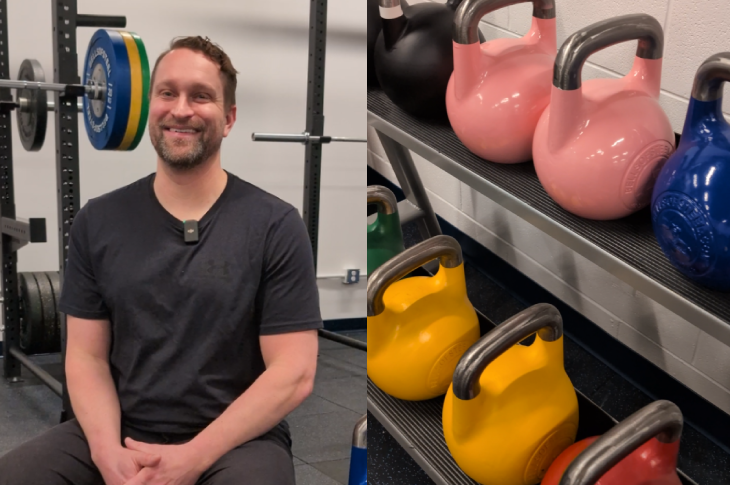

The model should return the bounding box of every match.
[367,235,480,401]
[443,304,579,485]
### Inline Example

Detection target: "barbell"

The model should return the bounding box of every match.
[2,29,150,152]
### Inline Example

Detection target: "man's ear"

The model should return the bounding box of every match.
[223,105,237,138]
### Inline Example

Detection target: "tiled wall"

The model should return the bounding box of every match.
[368,0,730,414]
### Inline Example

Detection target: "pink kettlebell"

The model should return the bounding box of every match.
[533,14,675,220]
[447,0,557,164]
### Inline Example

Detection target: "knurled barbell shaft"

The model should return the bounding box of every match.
[44,100,85,112]
[0,79,106,100]
[251,132,366,144]
[16,97,85,113]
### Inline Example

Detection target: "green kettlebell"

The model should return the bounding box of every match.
[367,185,405,274]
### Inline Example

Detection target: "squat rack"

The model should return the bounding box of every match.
[0,0,127,422]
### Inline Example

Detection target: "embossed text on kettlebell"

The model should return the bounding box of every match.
[621,140,674,211]
[652,191,715,275]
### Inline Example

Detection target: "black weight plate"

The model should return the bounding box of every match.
[16,59,48,152]
[18,272,43,353]
[35,272,59,354]
[46,271,63,351]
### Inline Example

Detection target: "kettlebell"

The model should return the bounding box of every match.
[368,0,409,87]
[367,185,405,274]
[374,0,483,119]
[367,235,480,401]
[447,0,557,164]
[443,303,578,485]
[542,400,682,485]
[651,53,730,291]
[533,14,675,220]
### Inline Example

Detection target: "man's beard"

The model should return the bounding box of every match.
[151,122,223,171]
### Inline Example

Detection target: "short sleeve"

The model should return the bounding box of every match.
[257,208,323,335]
[57,204,109,320]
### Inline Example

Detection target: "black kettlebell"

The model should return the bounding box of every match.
[373,0,483,119]
[368,0,409,87]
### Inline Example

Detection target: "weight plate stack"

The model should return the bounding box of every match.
[16,59,48,152]
[117,31,149,151]
[18,272,43,353]
[129,32,150,151]
[83,29,133,150]
[18,272,61,355]
[46,271,63,353]
[34,272,60,354]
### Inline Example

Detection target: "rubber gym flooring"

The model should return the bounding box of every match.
[0,329,366,485]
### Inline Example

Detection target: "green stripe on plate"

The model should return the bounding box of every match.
[128,32,150,151]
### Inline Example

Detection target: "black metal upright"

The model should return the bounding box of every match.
[302,0,328,269]
[0,0,22,383]
[53,0,82,423]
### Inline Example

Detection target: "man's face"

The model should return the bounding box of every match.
[148,49,236,171]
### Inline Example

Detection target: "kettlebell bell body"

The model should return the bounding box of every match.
[367,186,405,274]
[651,53,730,291]
[447,0,557,164]
[542,400,682,485]
[367,236,480,401]
[443,304,578,485]
[374,0,475,119]
[533,14,675,220]
[368,0,409,87]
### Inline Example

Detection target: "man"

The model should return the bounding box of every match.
[0,36,321,485]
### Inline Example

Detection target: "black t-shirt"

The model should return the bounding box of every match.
[58,171,323,436]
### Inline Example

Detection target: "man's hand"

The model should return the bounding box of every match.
[121,437,209,485]
[91,444,161,485]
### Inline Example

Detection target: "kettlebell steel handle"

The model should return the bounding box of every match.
[367,235,463,317]
[452,303,562,400]
[454,0,555,44]
[378,0,401,8]
[691,52,730,102]
[559,400,683,485]
[367,186,398,216]
[553,14,663,90]
[353,415,367,448]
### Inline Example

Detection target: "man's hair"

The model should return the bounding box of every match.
[150,36,239,113]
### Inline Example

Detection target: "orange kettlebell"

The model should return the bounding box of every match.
[542,400,683,485]
[367,235,480,401]
[443,304,579,485]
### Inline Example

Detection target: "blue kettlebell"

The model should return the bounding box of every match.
[347,415,367,485]
[651,52,730,291]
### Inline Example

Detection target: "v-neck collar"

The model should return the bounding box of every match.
[148,170,233,230]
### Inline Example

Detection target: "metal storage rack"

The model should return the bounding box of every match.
[367,87,730,348]
[365,86,726,485]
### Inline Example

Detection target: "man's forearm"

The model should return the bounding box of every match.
[66,354,123,456]
[187,363,314,470]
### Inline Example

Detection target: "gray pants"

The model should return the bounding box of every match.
[0,419,295,485]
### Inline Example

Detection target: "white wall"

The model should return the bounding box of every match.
[368,0,730,414]
[6,0,365,279]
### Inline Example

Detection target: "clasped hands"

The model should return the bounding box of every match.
[95,437,211,485]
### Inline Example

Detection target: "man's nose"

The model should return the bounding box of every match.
[170,95,195,118]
